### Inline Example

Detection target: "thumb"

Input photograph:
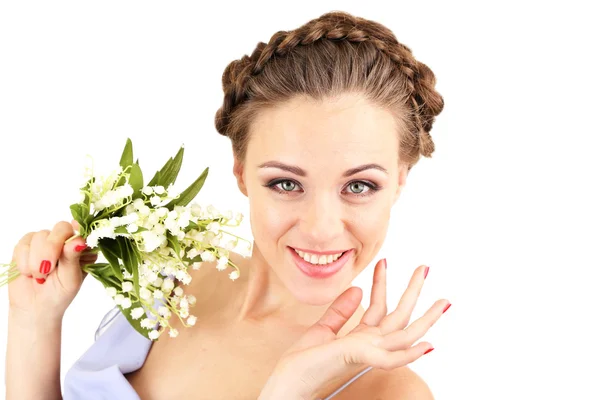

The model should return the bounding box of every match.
[283,287,363,361]
[55,222,88,290]
[315,286,363,335]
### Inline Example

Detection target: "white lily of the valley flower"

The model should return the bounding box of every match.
[207,221,221,234]
[131,307,145,320]
[200,250,216,262]
[161,278,174,293]
[141,318,156,329]
[181,274,192,285]
[114,294,125,305]
[192,262,202,270]
[122,281,133,293]
[139,287,152,301]
[121,298,132,309]
[149,330,160,340]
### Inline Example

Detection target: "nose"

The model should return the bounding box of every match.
[298,193,344,247]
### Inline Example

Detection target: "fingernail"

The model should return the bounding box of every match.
[383,258,387,269]
[75,244,87,252]
[35,278,46,284]
[424,266,430,279]
[424,348,434,355]
[40,260,51,274]
[443,303,451,313]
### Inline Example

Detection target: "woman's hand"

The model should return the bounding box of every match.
[260,260,450,400]
[8,220,97,324]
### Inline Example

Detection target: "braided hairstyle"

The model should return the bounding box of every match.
[214,11,444,171]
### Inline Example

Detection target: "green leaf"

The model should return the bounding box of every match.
[166,167,209,210]
[119,238,140,297]
[97,239,123,281]
[70,203,84,224]
[166,232,181,259]
[147,145,184,188]
[119,138,134,170]
[129,162,144,193]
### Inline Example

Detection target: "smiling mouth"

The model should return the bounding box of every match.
[290,247,350,266]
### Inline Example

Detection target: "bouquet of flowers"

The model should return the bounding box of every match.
[1,138,251,340]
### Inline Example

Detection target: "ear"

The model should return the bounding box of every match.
[233,157,248,197]
[393,163,409,204]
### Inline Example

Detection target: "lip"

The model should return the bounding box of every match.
[289,246,354,279]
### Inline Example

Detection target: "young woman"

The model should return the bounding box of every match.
[6,10,449,399]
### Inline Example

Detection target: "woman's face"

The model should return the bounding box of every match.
[235,92,408,305]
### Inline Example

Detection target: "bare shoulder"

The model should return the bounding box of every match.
[334,365,433,400]
[373,366,434,400]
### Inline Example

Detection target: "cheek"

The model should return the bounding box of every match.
[248,193,293,247]
[348,201,392,253]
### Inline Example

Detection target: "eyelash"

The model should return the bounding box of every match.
[264,179,381,198]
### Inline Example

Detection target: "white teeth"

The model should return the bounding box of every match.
[294,248,345,266]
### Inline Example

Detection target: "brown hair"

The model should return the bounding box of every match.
[214,10,444,171]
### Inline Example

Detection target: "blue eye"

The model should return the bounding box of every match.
[265,179,380,198]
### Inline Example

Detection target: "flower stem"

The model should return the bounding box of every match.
[0,262,21,287]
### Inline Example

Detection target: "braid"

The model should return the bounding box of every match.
[215,11,444,161]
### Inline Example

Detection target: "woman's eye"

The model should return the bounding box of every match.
[278,180,297,192]
[347,181,368,194]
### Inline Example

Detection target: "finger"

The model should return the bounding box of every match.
[71,219,81,234]
[29,222,82,282]
[402,299,450,343]
[378,299,449,352]
[379,265,428,334]
[12,232,35,277]
[316,286,363,334]
[360,259,387,326]
[356,341,433,371]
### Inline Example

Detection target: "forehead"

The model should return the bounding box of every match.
[247,93,399,166]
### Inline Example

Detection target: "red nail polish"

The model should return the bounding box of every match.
[35,278,46,284]
[424,266,430,279]
[443,303,451,313]
[75,244,87,252]
[40,260,51,274]
[424,348,434,355]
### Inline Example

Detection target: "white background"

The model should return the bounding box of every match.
[1,1,598,399]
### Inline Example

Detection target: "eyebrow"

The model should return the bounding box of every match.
[258,161,388,177]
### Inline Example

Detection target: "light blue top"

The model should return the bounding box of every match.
[63,305,373,399]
